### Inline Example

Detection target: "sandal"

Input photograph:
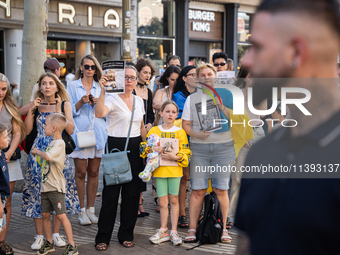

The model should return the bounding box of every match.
[95,243,108,251]
[122,241,134,248]
[226,222,233,229]
[0,241,13,255]
[178,215,189,228]
[221,229,232,243]
[138,204,150,217]
[184,229,197,243]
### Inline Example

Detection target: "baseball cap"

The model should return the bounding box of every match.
[44,58,65,71]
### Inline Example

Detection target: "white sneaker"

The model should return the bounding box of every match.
[170,231,182,246]
[149,229,170,244]
[52,234,67,247]
[78,208,91,225]
[31,235,44,250]
[86,207,98,224]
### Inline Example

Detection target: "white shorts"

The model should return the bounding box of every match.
[68,147,104,159]
[8,159,23,182]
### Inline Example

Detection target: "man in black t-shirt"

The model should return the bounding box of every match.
[234,0,340,254]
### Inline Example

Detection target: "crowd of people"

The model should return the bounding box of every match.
[0,0,340,254]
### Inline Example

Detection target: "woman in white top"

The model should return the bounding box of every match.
[94,66,146,250]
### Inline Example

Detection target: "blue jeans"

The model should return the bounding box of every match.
[190,141,236,190]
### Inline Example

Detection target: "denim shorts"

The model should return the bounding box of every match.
[190,141,236,190]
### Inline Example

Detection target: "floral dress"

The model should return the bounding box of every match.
[21,111,80,218]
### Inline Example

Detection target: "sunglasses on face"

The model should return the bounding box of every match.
[214,62,226,67]
[84,65,97,70]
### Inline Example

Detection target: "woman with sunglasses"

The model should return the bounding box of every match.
[66,54,107,226]
[95,66,146,250]
[212,52,228,72]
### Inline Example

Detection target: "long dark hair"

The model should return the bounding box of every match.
[173,65,196,98]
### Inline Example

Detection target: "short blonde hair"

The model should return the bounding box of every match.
[46,113,67,132]
[196,61,217,77]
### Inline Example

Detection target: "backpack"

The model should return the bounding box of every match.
[187,191,223,250]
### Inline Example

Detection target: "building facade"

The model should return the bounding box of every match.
[137,0,259,75]
[0,0,259,85]
[0,0,138,85]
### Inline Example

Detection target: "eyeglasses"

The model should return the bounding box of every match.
[125,76,137,81]
[84,65,97,70]
[214,62,227,67]
[186,73,197,78]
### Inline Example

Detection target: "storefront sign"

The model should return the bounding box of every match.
[58,2,120,28]
[189,9,223,41]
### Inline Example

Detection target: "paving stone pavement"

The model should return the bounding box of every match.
[7,162,237,255]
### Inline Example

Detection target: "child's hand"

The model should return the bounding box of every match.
[161,150,178,161]
[31,148,39,156]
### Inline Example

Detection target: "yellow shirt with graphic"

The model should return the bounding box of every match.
[140,125,191,178]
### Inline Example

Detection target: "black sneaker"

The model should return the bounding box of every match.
[37,241,55,255]
[61,244,78,255]
[0,240,13,255]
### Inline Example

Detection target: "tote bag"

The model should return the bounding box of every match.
[102,96,135,186]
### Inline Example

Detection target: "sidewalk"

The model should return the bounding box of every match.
[8,163,238,255]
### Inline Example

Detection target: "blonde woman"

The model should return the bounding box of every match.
[0,73,26,255]
[22,72,80,250]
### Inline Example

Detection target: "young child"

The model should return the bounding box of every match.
[31,113,78,255]
[140,101,191,246]
[0,124,10,234]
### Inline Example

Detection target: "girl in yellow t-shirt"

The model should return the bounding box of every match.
[140,101,190,246]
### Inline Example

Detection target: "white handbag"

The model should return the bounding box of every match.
[76,129,96,148]
[75,86,97,149]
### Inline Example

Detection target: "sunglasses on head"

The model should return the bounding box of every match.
[84,65,97,70]
[214,62,226,67]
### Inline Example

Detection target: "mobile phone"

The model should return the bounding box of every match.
[55,92,59,98]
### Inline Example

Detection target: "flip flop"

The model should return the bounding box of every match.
[95,243,107,251]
